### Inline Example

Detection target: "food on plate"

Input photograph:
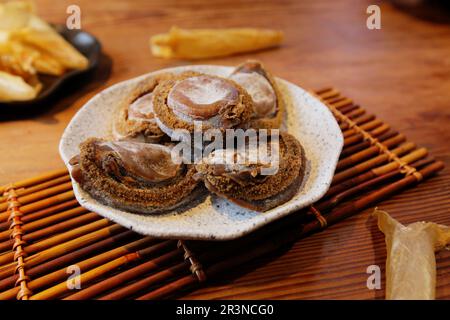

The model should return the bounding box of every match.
[229,60,284,129]
[69,138,201,214]
[0,1,88,102]
[152,71,253,139]
[150,26,284,60]
[112,73,173,142]
[71,60,308,215]
[194,132,306,212]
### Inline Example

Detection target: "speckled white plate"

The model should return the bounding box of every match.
[59,65,343,240]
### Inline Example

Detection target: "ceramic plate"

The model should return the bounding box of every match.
[59,65,343,240]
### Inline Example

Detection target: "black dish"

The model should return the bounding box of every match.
[0,25,101,114]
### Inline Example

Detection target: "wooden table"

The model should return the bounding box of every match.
[1,0,449,299]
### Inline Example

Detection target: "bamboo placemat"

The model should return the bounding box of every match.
[0,88,444,300]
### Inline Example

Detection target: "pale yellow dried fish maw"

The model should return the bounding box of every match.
[12,29,88,70]
[373,209,450,300]
[0,1,87,71]
[31,49,65,75]
[10,41,66,76]
[0,1,53,33]
[0,70,39,102]
[150,27,284,59]
[0,1,34,31]
[0,42,37,80]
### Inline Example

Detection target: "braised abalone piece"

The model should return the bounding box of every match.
[229,60,284,129]
[112,74,173,143]
[152,72,254,139]
[69,138,200,214]
[195,132,305,211]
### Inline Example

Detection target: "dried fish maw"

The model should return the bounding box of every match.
[1,40,65,76]
[31,50,65,75]
[373,209,450,300]
[0,1,54,33]
[18,42,65,75]
[12,29,88,70]
[0,42,37,80]
[150,27,284,59]
[0,70,39,102]
[0,1,88,71]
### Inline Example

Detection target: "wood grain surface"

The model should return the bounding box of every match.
[0,0,449,299]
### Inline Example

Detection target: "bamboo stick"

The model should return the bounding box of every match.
[23,235,155,295]
[4,188,31,299]
[0,182,73,212]
[332,142,417,184]
[346,113,375,126]
[341,130,399,157]
[0,218,113,267]
[363,123,390,136]
[345,107,365,119]
[23,222,120,265]
[327,161,444,222]
[0,223,125,279]
[337,134,406,171]
[136,273,197,300]
[0,212,101,253]
[338,104,358,115]
[31,240,176,300]
[342,119,383,138]
[31,253,143,300]
[340,113,374,130]
[314,87,333,95]
[323,96,345,104]
[100,262,190,300]
[0,206,88,243]
[318,157,435,211]
[320,170,400,211]
[317,88,340,100]
[0,230,136,298]
[0,168,67,195]
[326,150,429,198]
[23,212,100,243]
[330,98,353,109]
[65,249,184,300]
[0,190,75,223]
[372,148,428,176]
[344,124,390,147]
[0,200,79,232]
[0,175,71,203]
